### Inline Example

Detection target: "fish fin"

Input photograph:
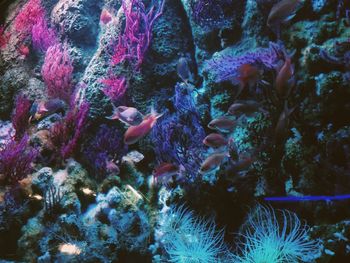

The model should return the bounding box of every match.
[150,105,164,120]
[284,101,296,116]
[105,114,118,120]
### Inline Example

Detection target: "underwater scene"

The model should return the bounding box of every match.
[0,0,349,262]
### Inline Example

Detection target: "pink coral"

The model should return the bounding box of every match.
[14,0,45,38]
[111,0,165,68]
[100,75,127,103]
[41,43,74,102]
[32,16,57,52]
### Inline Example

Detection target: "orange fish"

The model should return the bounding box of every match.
[208,116,236,133]
[228,100,263,116]
[153,163,182,184]
[203,133,228,148]
[18,45,29,57]
[199,152,229,174]
[235,63,262,98]
[275,57,294,98]
[275,101,296,142]
[124,108,163,145]
[267,0,304,36]
[100,9,113,24]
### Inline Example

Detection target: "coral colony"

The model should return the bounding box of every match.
[1,0,350,262]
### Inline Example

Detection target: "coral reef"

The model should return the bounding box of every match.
[0,0,350,262]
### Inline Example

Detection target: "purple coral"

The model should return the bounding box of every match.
[11,94,32,141]
[205,42,284,83]
[83,124,126,179]
[31,16,57,52]
[111,0,165,68]
[151,83,206,180]
[41,43,74,103]
[50,102,89,162]
[0,135,38,185]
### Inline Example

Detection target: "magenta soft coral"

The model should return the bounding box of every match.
[0,135,38,185]
[14,0,45,38]
[11,94,32,141]
[32,16,57,52]
[49,102,89,162]
[41,43,74,102]
[111,0,165,68]
[100,75,127,103]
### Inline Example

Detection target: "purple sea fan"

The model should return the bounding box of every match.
[83,124,126,179]
[0,135,38,185]
[151,83,206,180]
[205,42,284,83]
[11,94,32,141]
[41,43,74,103]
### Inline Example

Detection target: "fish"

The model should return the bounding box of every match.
[29,99,67,121]
[275,57,294,98]
[107,105,144,126]
[18,45,29,57]
[232,155,255,171]
[203,133,228,148]
[267,0,304,36]
[100,9,113,24]
[177,57,193,84]
[124,108,163,145]
[234,63,262,99]
[208,116,236,133]
[105,160,120,174]
[153,163,181,184]
[228,100,263,116]
[199,152,230,174]
[275,101,296,142]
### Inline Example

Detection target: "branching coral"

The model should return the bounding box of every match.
[49,102,89,162]
[111,0,165,68]
[233,205,321,263]
[159,205,226,263]
[11,94,32,141]
[0,135,38,185]
[41,43,74,103]
[151,83,206,180]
